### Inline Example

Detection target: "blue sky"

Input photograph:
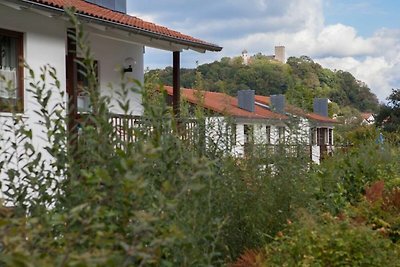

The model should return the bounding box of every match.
[128,0,400,101]
[324,0,400,36]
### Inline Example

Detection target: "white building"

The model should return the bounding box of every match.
[0,0,221,185]
[165,86,337,163]
[361,113,375,125]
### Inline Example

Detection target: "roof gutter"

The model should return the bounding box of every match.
[13,0,223,52]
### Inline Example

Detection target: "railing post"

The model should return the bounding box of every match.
[173,51,181,119]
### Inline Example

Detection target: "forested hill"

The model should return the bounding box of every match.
[146,54,379,113]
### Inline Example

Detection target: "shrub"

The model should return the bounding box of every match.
[312,143,400,214]
[0,9,224,266]
[209,149,317,260]
[263,214,400,267]
[345,181,400,243]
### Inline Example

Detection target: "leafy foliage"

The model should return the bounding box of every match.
[146,54,379,113]
[376,89,400,132]
[0,9,224,266]
[262,214,400,267]
[312,143,400,214]
[0,9,398,267]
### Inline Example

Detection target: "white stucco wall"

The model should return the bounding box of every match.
[86,30,144,115]
[0,5,68,198]
[0,5,146,198]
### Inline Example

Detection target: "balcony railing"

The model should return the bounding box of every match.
[77,113,342,162]
[108,114,205,147]
[244,143,312,159]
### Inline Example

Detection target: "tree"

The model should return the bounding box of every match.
[146,55,379,113]
[376,89,400,132]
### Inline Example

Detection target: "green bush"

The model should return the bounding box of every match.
[209,149,317,260]
[263,214,400,267]
[1,8,398,267]
[312,143,400,214]
[0,9,223,266]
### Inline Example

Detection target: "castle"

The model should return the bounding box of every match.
[241,46,286,65]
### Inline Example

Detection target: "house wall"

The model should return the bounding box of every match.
[311,145,321,164]
[86,31,144,115]
[0,5,67,196]
[233,120,287,157]
[0,6,145,196]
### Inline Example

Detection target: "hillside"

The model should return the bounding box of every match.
[146,54,379,113]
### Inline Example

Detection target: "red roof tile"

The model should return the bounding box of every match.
[19,0,222,51]
[164,86,287,120]
[255,95,338,124]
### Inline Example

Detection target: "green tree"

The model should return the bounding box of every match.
[376,89,400,132]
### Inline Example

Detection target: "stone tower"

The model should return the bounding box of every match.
[274,46,286,63]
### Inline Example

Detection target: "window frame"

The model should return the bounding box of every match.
[243,124,254,144]
[0,28,24,112]
[265,125,271,144]
[278,126,286,144]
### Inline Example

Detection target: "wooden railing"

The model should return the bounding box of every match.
[245,143,312,159]
[108,114,205,146]
[78,113,345,161]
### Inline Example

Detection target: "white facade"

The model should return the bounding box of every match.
[202,114,334,163]
[0,6,144,115]
[0,4,144,192]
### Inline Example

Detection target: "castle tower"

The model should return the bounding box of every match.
[242,49,250,65]
[274,46,286,63]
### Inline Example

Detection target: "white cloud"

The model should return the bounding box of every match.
[316,56,396,101]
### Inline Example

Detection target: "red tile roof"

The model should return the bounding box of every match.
[18,0,222,51]
[361,112,374,120]
[254,95,338,124]
[164,86,287,120]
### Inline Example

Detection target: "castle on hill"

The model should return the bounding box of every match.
[241,46,286,65]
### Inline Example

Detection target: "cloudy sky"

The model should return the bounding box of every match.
[127,0,400,101]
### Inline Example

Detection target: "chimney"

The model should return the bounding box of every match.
[238,90,255,112]
[313,98,329,117]
[85,0,127,13]
[270,94,285,113]
[274,46,286,63]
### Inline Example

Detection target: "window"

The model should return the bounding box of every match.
[311,128,317,145]
[316,128,328,145]
[265,125,271,144]
[67,58,99,113]
[328,128,333,145]
[229,123,237,145]
[278,126,286,144]
[243,124,254,156]
[243,124,253,143]
[0,28,23,112]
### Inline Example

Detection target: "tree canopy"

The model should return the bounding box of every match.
[146,54,379,113]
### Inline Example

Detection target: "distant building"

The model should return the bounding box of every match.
[242,46,286,65]
[242,49,250,65]
[274,46,286,63]
[361,113,375,125]
[266,46,286,63]
[164,86,337,164]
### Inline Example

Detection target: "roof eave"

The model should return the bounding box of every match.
[14,0,223,52]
